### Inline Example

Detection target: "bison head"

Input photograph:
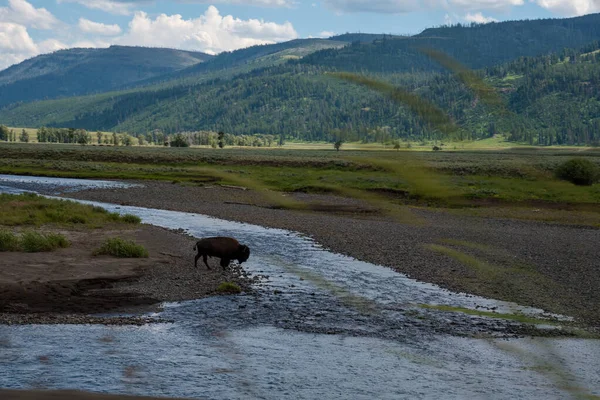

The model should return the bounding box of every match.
[237,245,250,264]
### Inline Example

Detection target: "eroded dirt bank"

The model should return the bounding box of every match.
[0,224,252,325]
[67,181,600,328]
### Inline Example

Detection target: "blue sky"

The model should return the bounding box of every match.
[0,0,598,70]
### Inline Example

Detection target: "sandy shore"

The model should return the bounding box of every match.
[67,181,600,328]
[0,224,253,325]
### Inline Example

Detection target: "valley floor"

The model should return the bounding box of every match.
[66,181,600,329]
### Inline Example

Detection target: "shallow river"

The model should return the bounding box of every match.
[0,176,599,399]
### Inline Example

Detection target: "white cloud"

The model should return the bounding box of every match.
[0,21,36,53]
[322,0,524,13]
[0,0,60,29]
[117,6,298,54]
[78,17,122,35]
[319,30,335,37]
[71,39,111,48]
[0,22,67,70]
[37,38,68,53]
[464,12,498,23]
[535,0,600,16]
[57,0,137,16]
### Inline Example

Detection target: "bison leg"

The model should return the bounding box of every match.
[203,254,211,269]
[194,252,201,268]
[220,258,230,270]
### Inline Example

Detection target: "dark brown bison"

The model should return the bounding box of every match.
[193,237,250,270]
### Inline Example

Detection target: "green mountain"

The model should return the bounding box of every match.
[2,14,600,146]
[0,46,213,107]
[300,14,600,73]
[138,38,349,88]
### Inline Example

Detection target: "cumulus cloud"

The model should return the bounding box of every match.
[322,0,524,13]
[0,22,67,70]
[535,0,600,16]
[319,30,335,37]
[117,6,298,54]
[37,38,69,53]
[78,17,122,35]
[0,0,60,29]
[464,12,498,23]
[0,21,36,53]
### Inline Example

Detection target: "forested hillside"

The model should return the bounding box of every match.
[301,14,600,73]
[0,46,212,107]
[2,14,600,145]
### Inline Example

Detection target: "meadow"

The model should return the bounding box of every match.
[1,142,598,210]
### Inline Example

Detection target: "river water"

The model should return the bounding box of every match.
[0,175,598,399]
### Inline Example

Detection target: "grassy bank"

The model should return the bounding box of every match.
[0,192,140,228]
[0,143,598,219]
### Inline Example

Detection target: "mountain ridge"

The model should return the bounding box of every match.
[0,46,213,106]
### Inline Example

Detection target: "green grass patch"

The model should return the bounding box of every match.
[0,230,20,251]
[0,144,599,212]
[0,230,70,252]
[94,237,148,258]
[120,214,142,224]
[0,193,141,227]
[20,231,70,252]
[216,282,242,294]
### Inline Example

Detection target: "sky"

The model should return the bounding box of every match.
[0,0,599,70]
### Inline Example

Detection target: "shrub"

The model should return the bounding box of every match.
[0,230,20,251]
[120,214,141,224]
[170,134,189,148]
[216,282,242,294]
[68,215,87,224]
[108,212,122,221]
[20,231,70,252]
[94,237,148,258]
[555,158,600,186]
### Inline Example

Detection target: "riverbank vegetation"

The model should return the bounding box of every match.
[94,237,149,258]
[0,192,141,228]
[0,144,598,212]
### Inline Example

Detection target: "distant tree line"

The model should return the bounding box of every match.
[0,125,283,148]
[36,127,92,144]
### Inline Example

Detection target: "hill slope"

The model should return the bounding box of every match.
[300,13,600,73]
[3,39,600,146]
[0,46,212,106]
[139,38,350,88]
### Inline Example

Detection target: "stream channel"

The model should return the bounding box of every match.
[0,175,599,399]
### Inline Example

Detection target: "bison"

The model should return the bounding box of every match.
[193,237,250,270]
